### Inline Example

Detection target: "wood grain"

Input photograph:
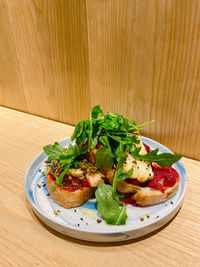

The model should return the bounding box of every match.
[0,107,200,266]
[0,1,200,160]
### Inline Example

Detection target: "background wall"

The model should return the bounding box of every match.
[0,0,199,160]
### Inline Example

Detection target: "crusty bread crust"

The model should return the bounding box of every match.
[133,178,180,206]
[46,173,93,209]
[104,169,180,206]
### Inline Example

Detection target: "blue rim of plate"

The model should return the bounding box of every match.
[24,137,187,238]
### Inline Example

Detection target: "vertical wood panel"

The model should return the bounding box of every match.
[0,0,28,109]
[0,0,200,160]
[0,0,91,123]
[86,0,200,160]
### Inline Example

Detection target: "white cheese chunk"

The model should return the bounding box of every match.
[123,137,153,183]
[86,173,103,187]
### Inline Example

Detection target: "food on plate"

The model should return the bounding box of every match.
[43,105,182,225]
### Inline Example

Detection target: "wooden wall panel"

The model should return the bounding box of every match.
[0,0,199,160]
[0,0,91,123]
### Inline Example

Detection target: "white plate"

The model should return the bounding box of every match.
[24,137,187,242]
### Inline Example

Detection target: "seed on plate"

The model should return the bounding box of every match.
[53,211,58,215]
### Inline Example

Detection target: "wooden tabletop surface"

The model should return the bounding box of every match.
[0,107,200,267]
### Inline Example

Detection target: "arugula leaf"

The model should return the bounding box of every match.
[131,147,182,167]
[95,146,114,168]
[71,121,83,141]
[112,154,133,195]
[58,165,70,185]
[91,105,104,119]
[95,182,126,225]
[87,115,93,151]
[50,170,60,185]
[99,136,111,150]
[135,120,155,130]
[109,134,139,146]
[43,142,65,162]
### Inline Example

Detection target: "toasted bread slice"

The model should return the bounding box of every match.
[133,179,179,206]
[105,169,180,206]
[46,173,93,209]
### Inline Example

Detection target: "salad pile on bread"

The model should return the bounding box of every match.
[43,105,182,225]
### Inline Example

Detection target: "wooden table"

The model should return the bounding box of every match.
[0,107,200,266]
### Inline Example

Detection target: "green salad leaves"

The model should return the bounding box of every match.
[131,147,183,167]
[95,182,126,225]
[43,142,83,186]
[43,105,183,226]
